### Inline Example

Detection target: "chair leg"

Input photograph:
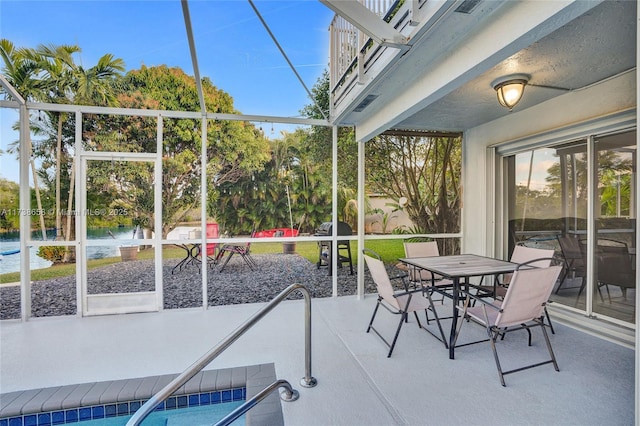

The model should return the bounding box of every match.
[603,283,612,303]
[387,312,407,357]
[544,307,555,334]
[366,297,382,333]
[540,320,560,373]
[425,289,448,348]
[239,253,254,270]
[575,277,587,306]
[413,311,422,328]
[524,325,532,346]
[218,251,235,272]
[488,327,506,387]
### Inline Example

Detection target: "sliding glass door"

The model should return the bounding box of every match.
[591,132,636,322]
[504,129,636,325]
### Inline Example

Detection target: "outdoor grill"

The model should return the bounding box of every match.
[314,221,353,237]
[315,221,353,275]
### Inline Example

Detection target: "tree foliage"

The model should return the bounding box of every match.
[0,178,20,230]
[366,134,461,253]
[212,128,331,235]
[2,41,272,241]
[88,65,271,237]
[1,39,125,250]
[3,39,464,250]
[300,69,359,225]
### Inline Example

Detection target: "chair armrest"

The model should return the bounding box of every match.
[390,273,409,281]
[392,286,429,299]
[457,288,503,312]
[389,273,409,290]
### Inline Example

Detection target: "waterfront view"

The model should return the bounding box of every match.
[0,227,136,274]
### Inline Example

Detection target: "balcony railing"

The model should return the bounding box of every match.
[328,0,424,108]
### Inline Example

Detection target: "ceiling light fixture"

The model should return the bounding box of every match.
[491,74,530,110]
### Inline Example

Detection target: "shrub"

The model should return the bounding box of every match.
[37,246,66,264]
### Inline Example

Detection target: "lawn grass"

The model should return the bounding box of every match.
[0,246,184,284]
[233,239,405,264]
[0,239,405,284]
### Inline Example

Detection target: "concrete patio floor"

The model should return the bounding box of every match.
[1,294,636,425]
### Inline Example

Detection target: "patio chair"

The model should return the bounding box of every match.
[555,234,585,294]
[576,238,634,304]
[216,230,257,272]
[475,245,557,333]
[496,245,555,294]
[401,241,454,299]
[596,239,635,300]
[196,223,220,269]
[364,250,448,357]
[453,260,562,386]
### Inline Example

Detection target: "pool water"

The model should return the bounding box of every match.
[0,227,137,274]
[78,402,245,425]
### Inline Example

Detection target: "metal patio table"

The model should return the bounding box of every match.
[399,254,520,359]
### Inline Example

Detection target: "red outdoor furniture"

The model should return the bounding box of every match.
[254,228,299,238]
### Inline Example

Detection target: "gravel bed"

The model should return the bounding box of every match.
[0,254,392,320]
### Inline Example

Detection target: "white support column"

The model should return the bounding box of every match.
[200,116,208,309]
[585,135,595,318]
[74,111,82,316]
[635,9,640,418]
[332,125,338,297]
[155,115,164,311]
[19,104,31,321]
[357,135,365,299]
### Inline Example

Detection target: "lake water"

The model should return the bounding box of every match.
[0,227,136,274]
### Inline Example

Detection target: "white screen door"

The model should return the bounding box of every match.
[79,152,161,315]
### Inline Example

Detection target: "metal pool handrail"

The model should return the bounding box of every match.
[215,379,299,426]
[127,283,317,426]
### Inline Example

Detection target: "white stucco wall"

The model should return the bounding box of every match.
[365,195,414,234]
[461,70,637,257]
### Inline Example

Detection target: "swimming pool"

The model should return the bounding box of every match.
[74,401,245,425]
[0,364,283,426]
[0,389,245,426]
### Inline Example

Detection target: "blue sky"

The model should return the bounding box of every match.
[0,0,334,182]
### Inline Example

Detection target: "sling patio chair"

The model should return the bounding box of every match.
[555,234,585,294]
[576,238,634,305]
[216,230,257,272]
[399,241,455,300]
[594,239,635,301]
[364,250,448,357]
[195,222,220,270]
[453,259,562,386]
[474,245,557,333]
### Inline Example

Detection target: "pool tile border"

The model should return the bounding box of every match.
[1,363,282,426]
[0,388,245,426]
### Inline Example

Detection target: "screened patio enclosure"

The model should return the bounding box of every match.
[1,0,637,423]
[0,0,371,319]
[0,93,343,317]
[0,0,636,343]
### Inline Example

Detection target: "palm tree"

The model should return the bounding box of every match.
[0,39,49,238]
[35,44,125,242]
[1,40,125,248]
[59,52,125,243]
[31,43,81,240]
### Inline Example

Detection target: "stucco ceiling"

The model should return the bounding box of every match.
[400,1,636,131]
